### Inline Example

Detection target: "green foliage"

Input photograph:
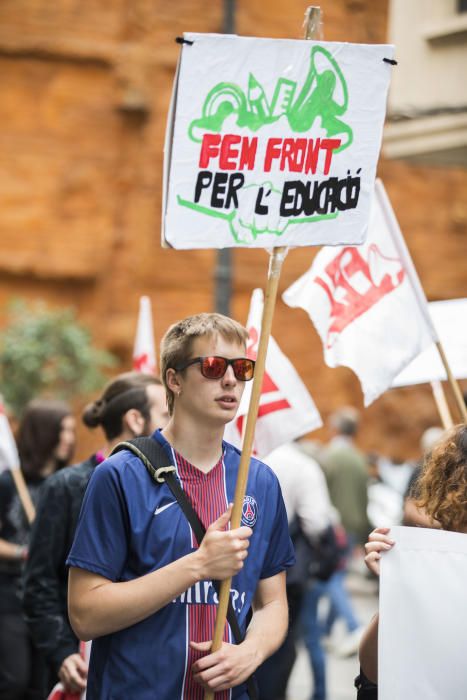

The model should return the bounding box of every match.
[0,299,117,417]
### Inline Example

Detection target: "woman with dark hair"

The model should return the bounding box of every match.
[0,399,75,700]
[18,399,76,479]
[356,423,467,698]
[23,372,168,699]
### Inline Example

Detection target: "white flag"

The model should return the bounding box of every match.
[133,296,157,375]
[224,288,322,457]
[392,298,467,387]
[0,398,19,472]
[283,180,436,406]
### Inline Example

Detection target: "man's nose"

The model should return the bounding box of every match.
[221,364,237,385]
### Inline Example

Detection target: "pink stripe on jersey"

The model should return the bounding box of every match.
[184,604,230,700]
[175,451,228,546]
[174,450,231,700]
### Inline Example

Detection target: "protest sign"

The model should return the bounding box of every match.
[163,34,394,249]
[283,180,436,405]
[379,526,467,699]
[392,298,467,387]
[224,289,322,456]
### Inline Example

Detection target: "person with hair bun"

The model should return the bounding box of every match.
[23,372,168,698]
[355,423,467,698]
[0,399,75,700]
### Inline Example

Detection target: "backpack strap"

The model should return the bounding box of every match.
[111,437,258,700]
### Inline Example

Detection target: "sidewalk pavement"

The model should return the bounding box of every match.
[286,568,379,700]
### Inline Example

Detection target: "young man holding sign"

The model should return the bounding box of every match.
[67,313,294,699]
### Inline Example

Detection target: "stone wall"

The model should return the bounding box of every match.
[0,0,465,461]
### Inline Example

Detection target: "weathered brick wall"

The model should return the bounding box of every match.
[0,0,465,461]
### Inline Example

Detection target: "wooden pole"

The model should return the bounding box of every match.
[204,248,287,700]
[435,341,467,423]
[430,380,453,430]
[204,9,322,699]
[10,468,36,525]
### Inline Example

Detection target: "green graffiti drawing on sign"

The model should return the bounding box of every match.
[178,45,359,244]
[188,46,353,150]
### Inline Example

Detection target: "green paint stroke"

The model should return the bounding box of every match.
[177,194,338,245]
[189,46,353,151]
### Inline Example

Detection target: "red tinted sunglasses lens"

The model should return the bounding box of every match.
[232,359,255,380]
[200,357,228,379]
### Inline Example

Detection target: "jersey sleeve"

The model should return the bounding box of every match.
[66,458,129,581]
[260,471,295,579]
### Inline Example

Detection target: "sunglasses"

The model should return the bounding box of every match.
[175,356,255,381]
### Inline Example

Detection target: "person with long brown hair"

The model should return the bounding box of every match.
[356,423,467,697]
[0,399,75,700]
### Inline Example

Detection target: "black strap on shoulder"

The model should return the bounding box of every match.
[111,437,258,700]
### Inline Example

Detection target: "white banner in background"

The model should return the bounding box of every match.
[163,34,394,249]
[379,526,467,699]
[392,298,467,387]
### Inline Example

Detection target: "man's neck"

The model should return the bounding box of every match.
[162,415,224,474]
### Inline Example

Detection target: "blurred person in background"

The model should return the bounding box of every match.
[402,426,444,528]
[320,407,371,657]
[0,399,75,700]
[23,372,168,698]
[256,439,337,700]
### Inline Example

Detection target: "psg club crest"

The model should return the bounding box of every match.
[241,495,258,527]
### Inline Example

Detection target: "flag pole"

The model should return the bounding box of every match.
[204,8,322,699]
[10,468,36,525]
[0,399,36,524]
[435,341,467,423]
[430,380,453,430]
[376,180,467,424]
[204,248,287,700]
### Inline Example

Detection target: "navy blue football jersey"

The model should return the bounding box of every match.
[67,430,294,699]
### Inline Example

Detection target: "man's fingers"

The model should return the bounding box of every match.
[189,640,212,654]
[210,504,233,531]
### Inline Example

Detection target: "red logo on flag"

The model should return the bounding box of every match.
[313,245,405,348]
[234,327,291,438]
[133,353,154,374]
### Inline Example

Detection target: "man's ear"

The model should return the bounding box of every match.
[122,408,145,437]
[165,368,181,395]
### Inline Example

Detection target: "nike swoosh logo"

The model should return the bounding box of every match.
[154,501,177,516]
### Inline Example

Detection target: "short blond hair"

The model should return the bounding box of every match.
[160,313,248,415]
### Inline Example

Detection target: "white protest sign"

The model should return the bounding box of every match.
[379,526,467,699]
[163,34,394,249]
[392,298,467,387]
